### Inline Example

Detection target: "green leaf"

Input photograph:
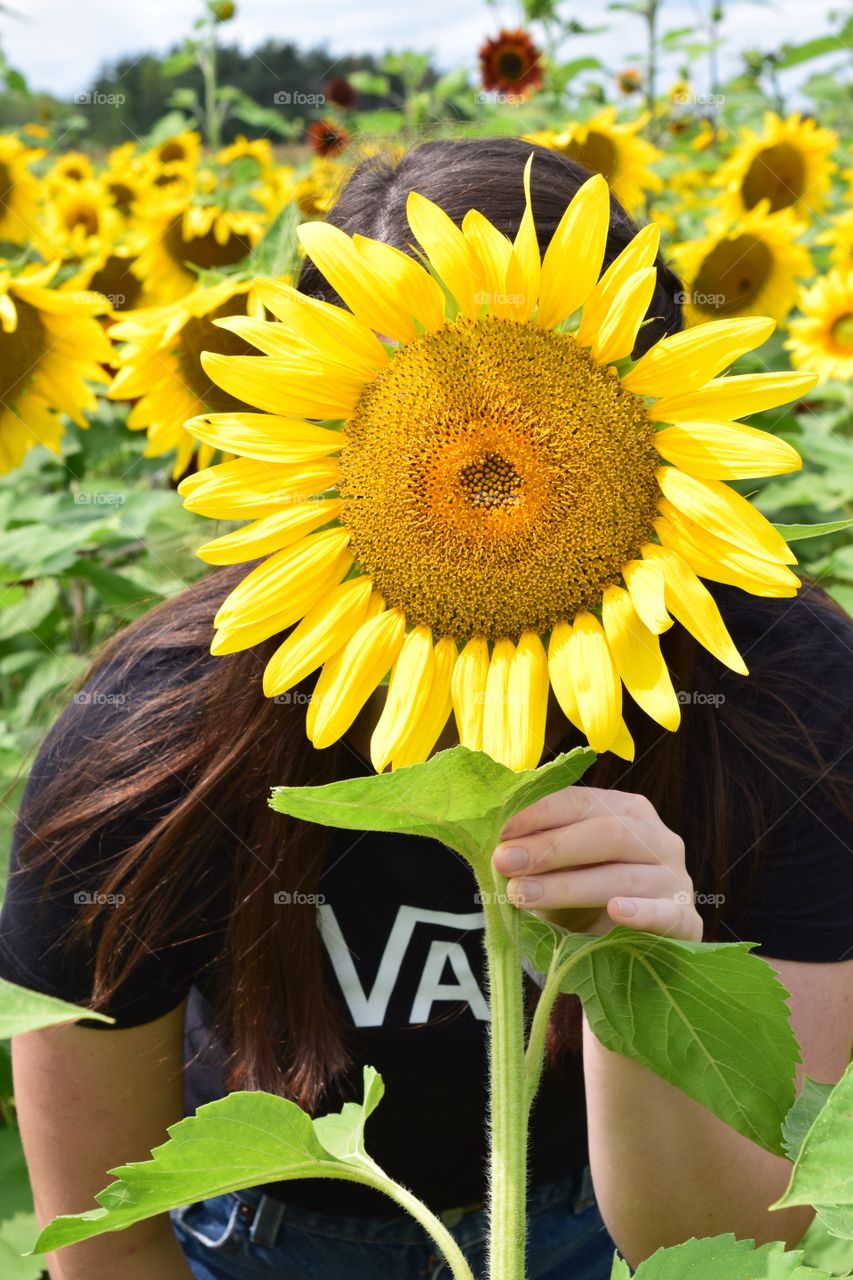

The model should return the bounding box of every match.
[0,977,114,1037]
[524,918,798,1154]
[774,520,853,542]
[347,70,391,96]
[270,745,595,875]
[616,1234,829,1278]
[0,579,59,641]
[783,1078,835,1162]
[34,1067,406,1253]
[69,561,163,609]
[246,200,301,279]
[774,1062,853,1239]
[775,35,849,70]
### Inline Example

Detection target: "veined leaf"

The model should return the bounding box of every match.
[613,1233,832,1277]
[0,978,113,1037]
[773,1062,853,1239]
[774,520,853,542]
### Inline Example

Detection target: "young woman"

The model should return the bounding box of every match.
[2,139,852,1280]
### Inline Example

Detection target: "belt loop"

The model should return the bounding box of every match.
[248,1194,285,1248]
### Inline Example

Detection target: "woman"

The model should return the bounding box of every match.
[2,139,851,1280]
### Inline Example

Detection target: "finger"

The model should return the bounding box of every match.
[504,863,681,910]
[501,786,654,841]
[494,813,683,877]
[606,895,703,942]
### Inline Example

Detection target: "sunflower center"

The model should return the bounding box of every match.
[692,234,773,317]
[741,142,806,213]
[497,50,526,80]
[107,180,135,214]
[176,298,258,412]
[89,254,143,312]
[162,216,252,272]
[830,313,853,353]
[340,314,661,642]
[0,297,48,406]
[159,141,188,164]
[561,131,618,182]
[65,203,99,237]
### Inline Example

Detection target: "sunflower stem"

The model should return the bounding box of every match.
[481,882,528,1280]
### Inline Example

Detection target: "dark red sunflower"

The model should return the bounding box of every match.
[479,28,543,96]
[306,119,350,157]
[326,76,357,110]
[617,68,642,95]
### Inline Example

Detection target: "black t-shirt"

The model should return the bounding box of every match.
[1,588,852,1216]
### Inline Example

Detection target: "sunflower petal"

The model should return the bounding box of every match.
[308,607,407,749]
[657,466,796,564]
[197,499,343,565]
[297,221,418,342]
[507,631,549,771]
[577,223,660,346]
[589,265,657,363]
[451,635,489,751]
[547,621,583,732]
[370,625,436,773]
[566,613,622,753]
[392,636,458,769]
[214,528,352,629]
[354,236,446,334]
[506,153,541,324]
[655,509,800,597]
[251,278,390,369]
[482,638,516,769]
[653,420,801,480]
[211,547,353,653]
[462,209,515,319]
[650,371,819,424]
[643,544,748,675]
[186,413,345,464]
[601,585,681,732]
[179,457,340,518]
[200,351,363,419]
[537,173,609,330]
[406,191,484,320]
[621,316,776,396]
[622,559,673,635]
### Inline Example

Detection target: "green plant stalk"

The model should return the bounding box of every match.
[199,18,220,149]
[356,1167,477,1280]
[481,879,528,1280]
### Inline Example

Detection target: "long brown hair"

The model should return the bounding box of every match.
[12,139,851,1112]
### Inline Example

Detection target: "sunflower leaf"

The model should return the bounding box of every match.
[522,917,798,1154]
[270,744,595,873]
[772,1062,853,1238]
[773,519,853,542]
[611,1234,829,1278]
[33,1067,405,1254]
[0,977,113,1037]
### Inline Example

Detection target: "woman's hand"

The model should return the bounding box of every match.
[492,786,702,942]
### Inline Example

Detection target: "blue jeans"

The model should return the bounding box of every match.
[170,1167,614,1279]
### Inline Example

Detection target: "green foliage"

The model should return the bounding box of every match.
[0,979,113,1038]
[774,1063,853,1239]
[611,1233,838,1278]
[524,916,799,1154]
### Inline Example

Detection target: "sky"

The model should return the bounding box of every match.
[0,0,843,99]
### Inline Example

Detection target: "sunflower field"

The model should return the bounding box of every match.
[1,0,852,1275]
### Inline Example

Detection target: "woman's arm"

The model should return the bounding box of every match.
[13,1000,195,1280]
[494,787,853,1264]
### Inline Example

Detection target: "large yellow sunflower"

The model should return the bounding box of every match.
[0,263,112,473]
[0,134,44,246]
[785,270,853,383]
[524,109,662,213]
[132,198,264,304]
[715,112,837,220]
[671,204,812,327]
[178,160,812,774]
[109,278,264,476]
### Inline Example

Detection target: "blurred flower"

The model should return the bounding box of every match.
[525,108,663,213]
[479,28,543,97]
[307,119,350,157]
[786,270,853,383]
[617,68,642,96]
[132,198,263,303]
[0,134,44,245]
[815,209,853,273]
[326,77,358,110]
[716,111,837,220]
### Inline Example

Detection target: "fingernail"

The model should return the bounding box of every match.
[499,846,528,873]
[614,898,637,917]
[512,878,543,903]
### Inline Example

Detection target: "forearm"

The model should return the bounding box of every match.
[43,1215,194,1280]
[582,1016,813,1265]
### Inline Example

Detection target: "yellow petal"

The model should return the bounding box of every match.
[304,592,387,739]
[308,607,407,749]
[210,547,352,653]
[589,265,657,363]
[577,222,660,347]
[251,278,390,370]
[506,631,549,771]
[643,544,748,675]
[451,635,489,751]
[610,718,635,762]
[0,293,17,333]
[214,313,385,380]
[482,638,515,769]
[179,457,340,518]
[621,316,776,397]
[214,528,352,629]
[297,221,418,343]
[392,635,458,769]
[547,621,583,733]
[566,613,622,754]
[370,625,436,772]
[262,576,375,696]
[537,173,609,330]
[601,585,681,732]
[197,499,343,565]
[650,371,819,424]
[622,558,673,635]
[653,421,802,480]
[354,235,446,334]
[462,209,515,319]
[506,153,540,324]
[657,466,796,564]
[200,351,364,420]
[186,413,345,464]
[406,190,484,320]
[655,509,800,597]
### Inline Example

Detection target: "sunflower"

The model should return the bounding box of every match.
[815,209,853,273]
[177,159,812,774]
[715,112,837,220]
[307,120,350,158]
[46,151,94,188]
[671,204,812,327]
[153,130,202,170]
[65,240,150,315]
[525,109,662,213]
[39,180,123,261]
[109,278,264,476]
[0,134,44,246]
[132,198,263,304]
[0,262,112,473]
[326,77,357,110]
[479,28,543,97]
[616,68,642,96]
[293,158,349,219]
[785,270,853,384]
